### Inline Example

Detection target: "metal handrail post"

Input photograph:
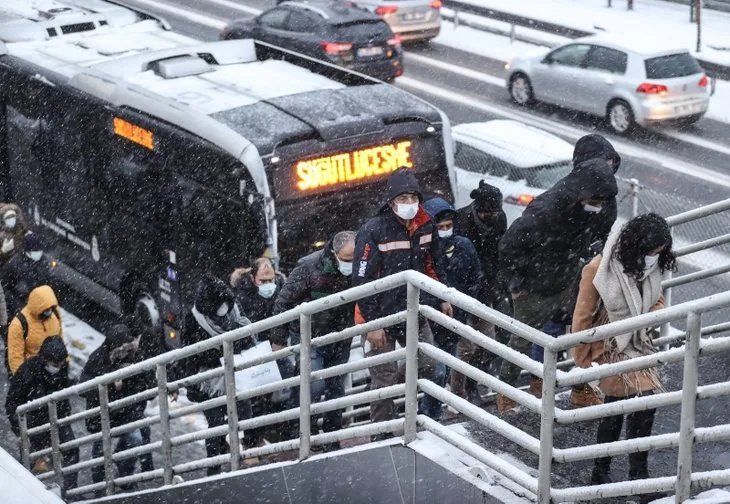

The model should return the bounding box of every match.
[19,412,30,468]
[156,364,173,485]
[676,311,701,502]
[222,340,240,471]
[299,313,312,459]
[98,384,115,496]
[47,400,64,491]
[537,349,557,502]
[659,229,674,351]
[629,178,640,217]
[404,282,420,443]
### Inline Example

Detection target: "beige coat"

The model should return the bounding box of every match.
[572,256,664,397]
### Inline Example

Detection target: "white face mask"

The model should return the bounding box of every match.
[258,283,277,299]
[26,251,43,262]
[337,257,353,276]
[644,254,659,268]
[583,203,602,214]
[216,302,230,317]
[394,202,419,220]
[4,217,16,229]
[438,228,453,239]
[45,363,61,375]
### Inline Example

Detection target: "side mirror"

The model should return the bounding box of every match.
[542,56,553,65]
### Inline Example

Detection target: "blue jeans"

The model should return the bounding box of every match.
[92,429,144,483]
[420,327,459,420]
[531,320,565,363]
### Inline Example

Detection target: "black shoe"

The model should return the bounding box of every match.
[371,432,394,443]
[206,466,222,477]
[638,491,667,504]
[323,442,341,453]
[590,466,613,485]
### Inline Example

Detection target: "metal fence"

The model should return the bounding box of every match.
[15,199,730,502]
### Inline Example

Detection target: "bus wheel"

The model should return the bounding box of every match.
[135,292,161,334]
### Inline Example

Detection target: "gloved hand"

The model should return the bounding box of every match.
[1,238,14,254]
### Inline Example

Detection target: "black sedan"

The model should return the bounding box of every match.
[220,1,403,82]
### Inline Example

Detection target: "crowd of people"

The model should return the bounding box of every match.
[0,133,676,502]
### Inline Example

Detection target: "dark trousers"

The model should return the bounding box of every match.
[30,425,79,490]
[595,394,656,478]
[91,429,143,483]
[203,400,252,475]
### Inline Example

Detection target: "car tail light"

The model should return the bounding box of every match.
[165,312,176,323]
[387,34,401,47]
[698,75,709,88]
[320,41,353,55]
[430,0,443,8]
[636,82,668,95]
[375,5,399,15]
[505,194,535,206]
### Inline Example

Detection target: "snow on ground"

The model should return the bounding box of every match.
[652,488,730,503]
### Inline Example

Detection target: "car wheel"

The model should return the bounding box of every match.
[509,73,534,106]
[607,99,635,135]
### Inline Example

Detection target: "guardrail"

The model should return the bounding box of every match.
[15,198,730,502]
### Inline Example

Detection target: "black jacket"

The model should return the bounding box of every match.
[233,273,283,342]
[499,159,618,296]
[271,242,353,349]
[1,253,52,317]
[5,356,72,436]
[572,134,621,250]
[352,170,443,322]
[81,343,154,433]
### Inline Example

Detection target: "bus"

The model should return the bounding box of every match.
[0,0,454,345]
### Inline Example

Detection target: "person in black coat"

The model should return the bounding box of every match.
[231,257,285,343]
[271,231,356,449]
[177,274,257,475]
[496,159,618,413]
[81,324,154,486]
[5,336,79,491]
[1,232,52,318]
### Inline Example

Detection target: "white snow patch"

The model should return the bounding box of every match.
[651,488,730,503]
[61,308,105,381]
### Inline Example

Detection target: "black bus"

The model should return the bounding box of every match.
[0,0,454,344]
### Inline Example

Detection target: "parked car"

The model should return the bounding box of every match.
[352,0,441,42]
[505,35,712,134]
[452,120,573,224]
[221,1,403,82]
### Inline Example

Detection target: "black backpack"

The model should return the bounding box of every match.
[15,306,61,340]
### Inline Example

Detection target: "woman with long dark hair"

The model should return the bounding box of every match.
[572,213,677,502]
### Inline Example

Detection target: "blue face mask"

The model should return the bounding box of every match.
[258,283,277,299]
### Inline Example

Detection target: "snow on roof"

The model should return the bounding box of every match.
[579,33,691,58]
[453,119,573,168]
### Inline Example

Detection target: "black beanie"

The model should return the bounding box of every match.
[39,336,68,363]
[23,232,45,252]
[470,180,503,212]
[196,273,235,317]
[105,324,134,350]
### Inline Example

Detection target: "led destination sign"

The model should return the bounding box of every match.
[295,141,413,192]
[113,117,155,150]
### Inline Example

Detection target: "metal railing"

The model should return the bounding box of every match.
[15,199,730,502]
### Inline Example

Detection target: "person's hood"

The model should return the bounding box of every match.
[26,285,58,317]
[39,335,68,363]
[380,167,422,211]
[195,273,235,318]
[0,203,27,228]
[423,197,455,222]
[103,324,134,351]
[556,158,618,204]
[572,134,621,173]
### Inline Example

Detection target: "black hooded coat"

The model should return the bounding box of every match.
[498,159,619,297]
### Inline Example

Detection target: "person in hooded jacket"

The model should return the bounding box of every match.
[1,232,53,318]
[496,159,618,413]
[0,203,29,266]
[572,214,674,503]
[231,257,285,343]
[272,231,356,449]
[352,168,452,431]
[177,273,257,475]
[81,324,154,487]
[7,284,63,375]
[420,198,481,418]
[5,336,79,490]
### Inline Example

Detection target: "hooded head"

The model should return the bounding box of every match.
[562,158,618,204]
[27,285,59,318]
[469,181,503,213]
[195,273,236,319]
[572,134,621,173]
[423,197,455,223]
[105,324,140,366]
[39,336,68,374]
[381,168,422,211]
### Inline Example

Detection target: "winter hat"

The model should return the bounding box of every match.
[382,168,422,208]
[470,181,503,213]
[3,208,17,219]
[572,134,621,173]
[22,232,45,252]
[39,336,68,363]
[195,273,235,317]
[423,197,456,223]
[105,324,135,349]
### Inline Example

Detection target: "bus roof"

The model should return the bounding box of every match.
[0,0,444,194]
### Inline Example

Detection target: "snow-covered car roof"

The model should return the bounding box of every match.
[452,120,573,169]
[577,33,693,59]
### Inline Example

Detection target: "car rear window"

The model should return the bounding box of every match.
[644,53,702,79]
[332,21,392,42]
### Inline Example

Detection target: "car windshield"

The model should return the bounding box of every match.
[644,53,702,79]
[514,161,573,189]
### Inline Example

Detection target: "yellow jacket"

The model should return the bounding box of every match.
[8,285,63,375]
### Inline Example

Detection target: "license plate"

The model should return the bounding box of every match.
[402,11,427,21]
[357,46,383,57]
[673,103,702,115]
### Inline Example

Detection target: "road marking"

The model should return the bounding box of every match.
[405,52,505,87]
[662,129,730,157]
[202,0,262,16]
[398,75,730,190]
[128,0,227,29]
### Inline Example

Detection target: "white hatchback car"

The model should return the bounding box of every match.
[453,120,573,224]
[506,35,712,134]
